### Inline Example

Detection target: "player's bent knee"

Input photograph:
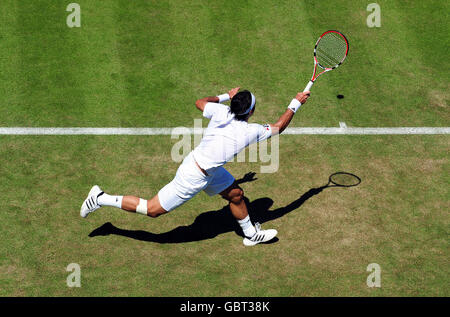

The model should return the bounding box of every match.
[147,210,162,218]
[230,188,244,204]
[147,206,167,218]
[147,196,168,218]
[220,183,245,204]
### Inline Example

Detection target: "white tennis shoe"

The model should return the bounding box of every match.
[80,185,104,218]
[243,223,278,246]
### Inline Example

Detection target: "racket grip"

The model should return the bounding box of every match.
[303,80,314,92]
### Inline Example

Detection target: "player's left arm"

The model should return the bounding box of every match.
[195,87,240,112]
[195,96,219,112]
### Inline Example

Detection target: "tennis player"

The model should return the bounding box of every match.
[81,87,310,246]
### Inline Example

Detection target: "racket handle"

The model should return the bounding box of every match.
[303,80,314,92]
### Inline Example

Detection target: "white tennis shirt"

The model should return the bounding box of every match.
[192,102,272,171]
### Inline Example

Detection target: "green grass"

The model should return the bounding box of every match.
[0,0,448,127]
[0,135,448,296]
[0,0,448,296]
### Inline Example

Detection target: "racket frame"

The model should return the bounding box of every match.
[303,30,349,92]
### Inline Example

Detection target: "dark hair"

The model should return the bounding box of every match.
[230,90,254,121]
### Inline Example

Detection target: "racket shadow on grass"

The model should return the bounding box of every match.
[89,172,361,244]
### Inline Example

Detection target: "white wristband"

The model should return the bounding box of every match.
[217,93,230,103]
[287,99,302,113]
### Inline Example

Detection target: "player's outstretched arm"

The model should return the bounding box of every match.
[195,87,240,112]
[270,91,310,135]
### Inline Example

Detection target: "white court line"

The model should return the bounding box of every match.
[0,127,450,135]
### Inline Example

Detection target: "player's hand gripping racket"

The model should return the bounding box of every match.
[304,30,349,92]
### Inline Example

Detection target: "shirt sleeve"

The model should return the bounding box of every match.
[252,123,272,143]
[202,102,221,119]
[203,102,230,120]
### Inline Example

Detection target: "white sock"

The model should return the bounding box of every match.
[238,215,256,238]
[97,193,123,209]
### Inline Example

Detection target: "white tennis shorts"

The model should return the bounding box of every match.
[157,151,235,212]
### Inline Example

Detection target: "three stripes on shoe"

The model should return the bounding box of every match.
[85,191,104,209]
[251,232,266,242]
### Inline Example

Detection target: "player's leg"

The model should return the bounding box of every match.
[121,195,166,217]
[205,168,278,246]
[81,152,208,219]
[219,182,277,246]
[219,183,256,237]
[80,185,167,218]
[109,194,167,218]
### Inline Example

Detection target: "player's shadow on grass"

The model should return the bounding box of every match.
[89,172,359,244]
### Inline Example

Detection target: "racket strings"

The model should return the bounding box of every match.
[316,33,347,68]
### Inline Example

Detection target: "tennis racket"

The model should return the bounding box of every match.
[303,30,349,92]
